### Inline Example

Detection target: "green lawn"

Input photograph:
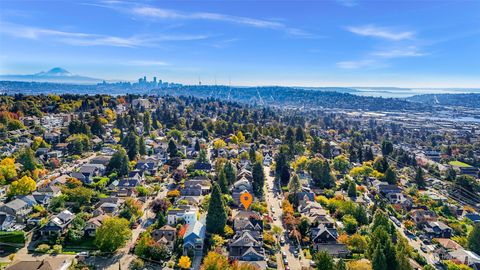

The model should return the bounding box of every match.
[449,161,473,168]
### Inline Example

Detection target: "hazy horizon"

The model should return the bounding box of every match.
[1,0,479,88]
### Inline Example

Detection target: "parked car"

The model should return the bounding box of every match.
[76,251,89,257]
[293,250,299,258]
[390,216,401,227]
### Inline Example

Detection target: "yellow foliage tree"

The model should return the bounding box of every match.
[347,259,372,270]
[201,251,229,270]
[292,156,309,172]
[236,131,245,144]
[9,175,36,196]
[231,261,258,270]
[213,139,227,149]
[104,108,116,121]
[0,157,17,182]
[178,256,191,269]
[32,137,50,151]
[230,135,239,145]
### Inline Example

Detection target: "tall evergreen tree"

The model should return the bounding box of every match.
[415,167,426,189]
[322,142,332,158]
[217,169,229,194]
[143,112,151,134]
[280,165,290,187]
[348,181,357,197]
[107,148,130,177]
[151,114,159,130]
[295,126,305,142]
[196,149,208,163]
[468,223,480,254]
[384,167,397,185]
[365,147,374,161]
[224,161,236,185]
[314,251,334,270]
[167,139,178,158]
[372,245,387,270]
[125,131,139,160]
[249,145,257,163]
[381,140,393,156]
[206,183,227,234]
[285,127,295,143]
[252,161,265,198]
[311,136,322,154]
[194,139,201,152]
[138,136,146,156]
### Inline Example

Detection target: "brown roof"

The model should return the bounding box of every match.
[38,258,70,270]
[159,225,176,231]
[88,214,109,227]
[6,258,71,270]
[6,261,42,270]
[435,238,462,250]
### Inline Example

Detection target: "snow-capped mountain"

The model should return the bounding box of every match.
[0,67,102,84]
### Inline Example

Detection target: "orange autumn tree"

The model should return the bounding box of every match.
[178,224,189,238]
[178,256,191,269]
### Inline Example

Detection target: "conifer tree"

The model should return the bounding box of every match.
[218,168,229,194]
[224,161,236,185]
[138,136,146,156]
[252,161,265,198]
[372,245,387,270]
[206,183,227,234]
[385,167,397,185]
[415,167,426,189]
[167,139,178,158]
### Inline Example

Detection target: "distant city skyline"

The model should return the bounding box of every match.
[0,0,479,88]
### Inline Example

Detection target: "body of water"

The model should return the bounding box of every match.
[351,88,480,98]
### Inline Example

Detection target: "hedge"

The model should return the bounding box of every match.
[0,231,26,244]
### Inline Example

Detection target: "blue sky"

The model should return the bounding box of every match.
[0,0,479,87]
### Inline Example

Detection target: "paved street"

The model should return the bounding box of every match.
[391,218,439,267]
[264,166,310,270]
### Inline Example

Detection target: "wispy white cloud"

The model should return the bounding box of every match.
[100,2,316,38]
[337,46,426,69]
[211,38,239,48]
[336,59,386,69]
[0,22,209,47]
[347,25,414,40]
[372,46,426,58]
